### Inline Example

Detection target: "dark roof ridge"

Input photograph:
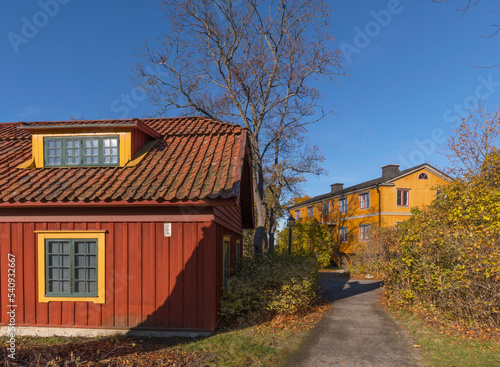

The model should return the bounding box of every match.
[289,163,452,209]
[8,115,239,126]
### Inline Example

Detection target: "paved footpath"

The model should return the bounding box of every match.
[289,273,423,367]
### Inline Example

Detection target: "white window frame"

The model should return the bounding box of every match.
[359,192,370,209]
[339,227,348,242]
[339,198,348,214]
[397,189,410,207]
[359,224,370,241]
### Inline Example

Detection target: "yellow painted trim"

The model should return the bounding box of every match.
[16,157,36,169]
[31,132,133,168]
[36,231,106,304]
[33,135,44,168]
[125,140,157,167]
[223,235,231,284]
[119,132,131,166]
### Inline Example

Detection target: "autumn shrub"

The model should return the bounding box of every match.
[220,254,320,321]
[276,219,334,268]
[384,176,500,328]
[347,225,395,278]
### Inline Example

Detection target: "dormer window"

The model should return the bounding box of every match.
[17,119,162,169]
[44,136,119,167]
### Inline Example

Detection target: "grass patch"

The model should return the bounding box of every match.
[181,310,324,366]
[1,305,328,366]
[392,308,500,367]
[0,335,84,346]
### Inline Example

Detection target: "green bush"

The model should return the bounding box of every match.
[384,177,500,328]
[276,219,334,268]
[220,255,320,320]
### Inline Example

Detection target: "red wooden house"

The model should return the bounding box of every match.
[0,117,253,336]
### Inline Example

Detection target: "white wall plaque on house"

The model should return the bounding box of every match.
[164,223,171,237]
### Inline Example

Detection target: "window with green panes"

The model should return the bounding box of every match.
[44,136,119,167]
[45,239,98,297]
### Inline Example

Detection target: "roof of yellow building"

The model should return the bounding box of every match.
[289,163,452,209]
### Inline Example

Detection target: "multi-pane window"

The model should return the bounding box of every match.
[65,139,80,165]
[339,227,348,242]
[397,189,410,206]
[45,239,98,297]
[322,202,330,214]
[359,224,370,241]
[103,138,119,164]
[44,136,119,167]
[46,140,62,166]
[84,139,99,164]
[307,206,314,217]
[339,198,348,213]
[359,192,370,209]
[295,209,301,219]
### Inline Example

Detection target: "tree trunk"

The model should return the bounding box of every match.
[268,206,276,255]
[252,210,266,256]
[252,165,267,256]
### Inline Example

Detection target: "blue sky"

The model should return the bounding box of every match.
[1,0,500,198]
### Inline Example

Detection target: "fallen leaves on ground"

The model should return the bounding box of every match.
[1,303,331,367]
[2,336,207,366]
[380,291,500,344]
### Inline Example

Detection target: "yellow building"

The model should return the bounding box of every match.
[289,164,452,262]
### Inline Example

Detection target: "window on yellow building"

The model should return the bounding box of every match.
[339,198,348,213]
[418,172,428,179]
[359,192,370,209]
[359,224,370,241]
[307,206,314,216]
[295,209,301,219]
[397,189,410,206]
[339,227,348,242]
[322,202,330,214]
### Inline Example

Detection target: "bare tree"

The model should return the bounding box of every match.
[444,104,500,178]
[264,122,325,254]
[434,1,500,42]
[135,0,343,255]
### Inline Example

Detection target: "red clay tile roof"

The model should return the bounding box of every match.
[0,117,249,204]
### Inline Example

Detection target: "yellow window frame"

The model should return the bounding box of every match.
[223,235,231,288]
[36,230,106,304]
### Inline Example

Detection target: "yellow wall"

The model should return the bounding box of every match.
[379,169,449,213]
[292,168,450,254]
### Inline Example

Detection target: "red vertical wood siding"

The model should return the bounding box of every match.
[213,202,243,235]
[0,217,225,331]
[35,222,49,325]
[0,223,11,326]
[131,130,151,157]
[214,224,243,320]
